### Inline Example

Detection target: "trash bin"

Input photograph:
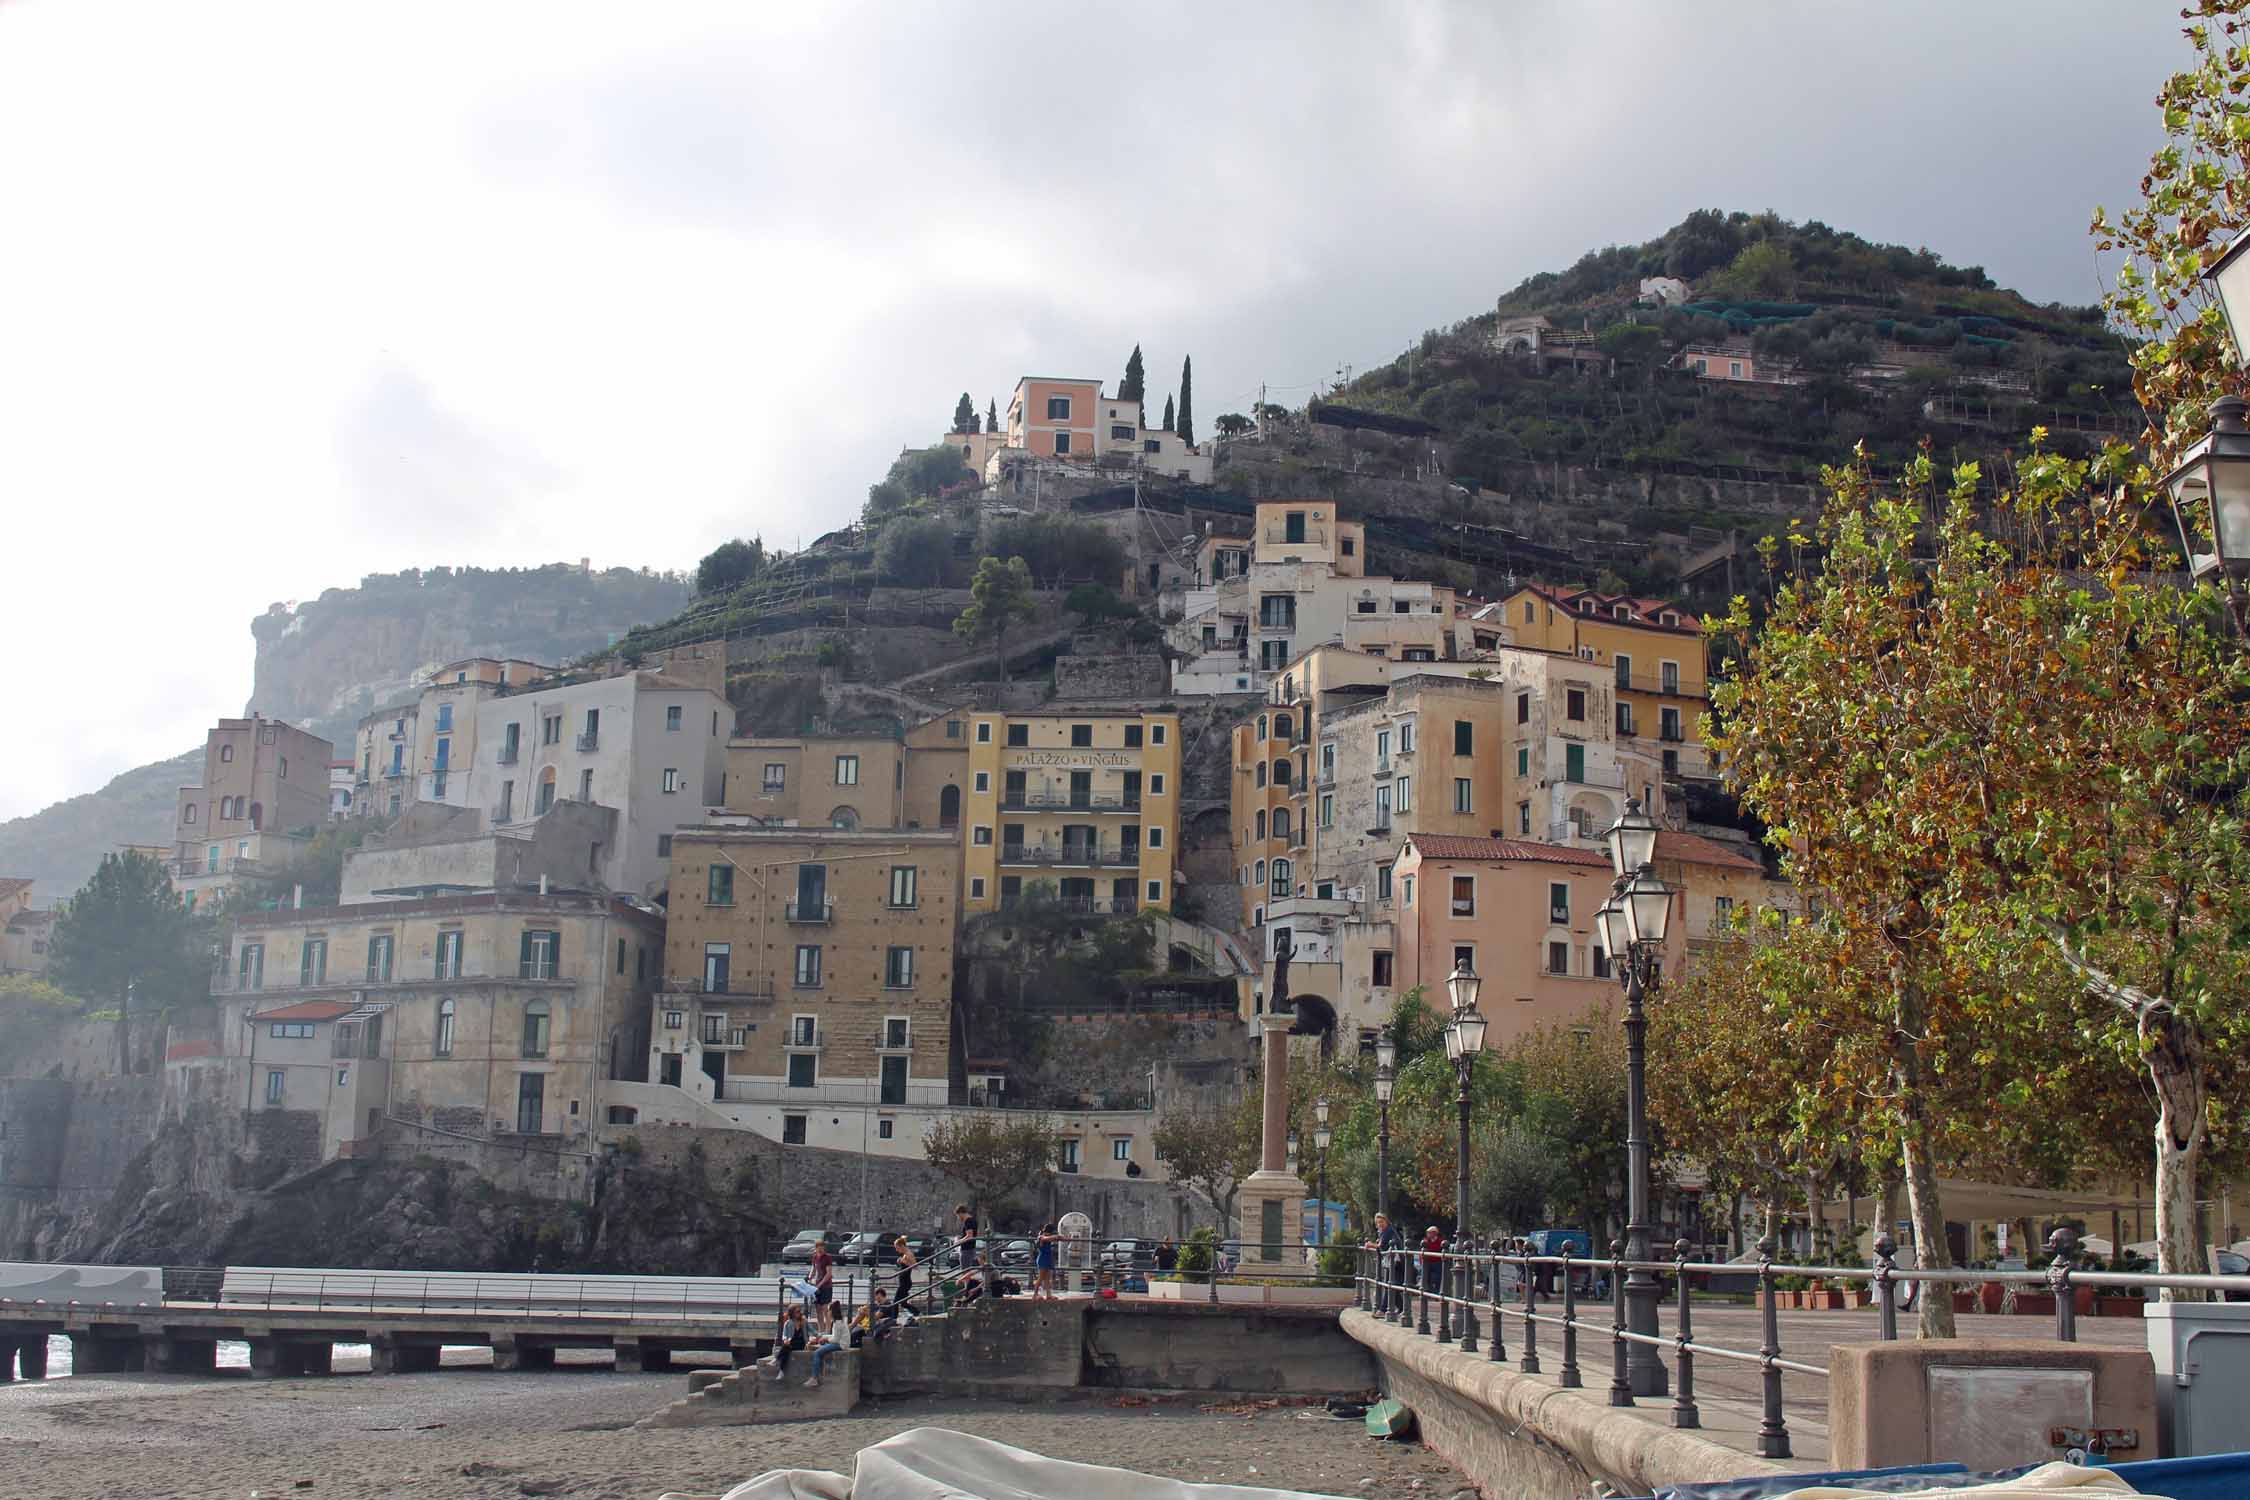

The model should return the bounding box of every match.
[2145,1301,2250,1456]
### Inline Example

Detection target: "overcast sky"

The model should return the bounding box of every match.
[0,1,2190,823]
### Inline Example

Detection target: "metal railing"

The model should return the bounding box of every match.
[1352,1228,2250,1460]
[785,898,834,923]
[997,844,1138,867]
[575,732,599,752]
[999,791,1142,812]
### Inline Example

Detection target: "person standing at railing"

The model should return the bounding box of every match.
[953,1203,979,1269]
[1365,1213,1404,1311]
[892,1236,918,1306]
[1033,1223,1059,1301]
[1421,1225,1447,1293]
[809,1240,837,1334]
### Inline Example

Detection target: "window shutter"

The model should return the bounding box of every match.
[520,930,534,974]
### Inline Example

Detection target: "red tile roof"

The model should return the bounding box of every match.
[166,1039,221,1060]
[249,999,355,1023]
[1404,835,1612,868]
[1514,583,1701,634]
[0,877,32,903]
[1655,831,1764,872]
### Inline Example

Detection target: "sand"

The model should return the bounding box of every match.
[0,1351,1473,1500]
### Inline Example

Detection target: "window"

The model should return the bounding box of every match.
[703,942,730,993]
[1045,395,1071,420]
[300,938,327,986]
[1452,778,1472,813]
[1112,1136,1132,1162]
[434,703,453,733]
[886,946,914,988]
[1451,875,1475,917]
[1147,825,1163,849]
[265,1070,285,1105]
[1319,793,1334,828]
[1373,783,1392,829]
[1661,661,1681,694]
[270,1021,314,1039]
[1593,946,1611,979]
[435,930,463,979]
[1664,749,1680,776]
[1151,724,1166,745]
[657,834,672,857]
[1516,747,1530,778]
[787,1052,817,1088]
[1399,721,1415,755]
[220,744,235,763]
[1565,743,1586,782]
[977,721,993,743]
[1053,431,1073,454]
[889,865,918,908]
[1547,941,1570,975]
[1147,879,1162,901]
[702,1012,727,1044]
[1375,729,1390,766]
[1523,601,1535,623]
[1071,723,1093,748]
[1519,801,1532,835]
[1007,723,1028,746]
[577,768,594,801]
[1551,882,1571,923]
[1617,703,1636,735]
[973,770,989,793]
[1714,895,1735,924]
[1254,809,1267,840]
[1566,688,1586,722]
[834,754,859,786]
[708,863,734,906]
[1615,653,1633,689]
[1516,694,1531,725]
[521,999,550,1058]
[666,705,682,732]
[877,1119,895,1140]
[1393,598,1411,615]
[184,804,197,825]
[1124,724,1143,748]
[782,1114,808,1144]
[970,877,986,899]
[1389,776,1408,814]
[1452,943,1475,972]
[794,945,822,987]
[238,943,264,991]
[1729,360,1743,378]
[1060,1139,1081,1172]
[434,998,455,1057]
[431,770,449,800]
[973,825,993,846]
[1272,807,1291,842]
[761,763,786,794]
[1377,863,1394,901]
[1372,950,1395,987]
[1661,706,1684,742]
[1255,762,1266,789]
[663,1009,683,1030]
[1150,773,1166,796]
[541,714,561,746]
[520,930,559,980]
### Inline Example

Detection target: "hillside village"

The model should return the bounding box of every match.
[3,212,2117,1264]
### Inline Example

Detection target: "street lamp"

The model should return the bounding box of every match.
[1441,962,1487,1241]
[1374,1034,1397,1228]
[2158,396,2250,582]
[1313,1096,1333,1255]
[1602,798,1673,1399]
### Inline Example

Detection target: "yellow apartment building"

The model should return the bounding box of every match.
[960,709,1181,917]
[1494,584,1712,781]
[722,719,969,834]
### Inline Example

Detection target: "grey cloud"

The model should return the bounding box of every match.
[332,363,563,549]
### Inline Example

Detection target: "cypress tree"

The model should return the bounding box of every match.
[1120,345,1146,405]
[986,398,998,434]
[952,393,977,434]
[1177,355,1194,446]
[1162,394,1176,432]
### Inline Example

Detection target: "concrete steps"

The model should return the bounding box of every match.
[637,1346,862,1428]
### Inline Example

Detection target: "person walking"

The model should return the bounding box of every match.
[892,1235,918,1309]
[810,1239,837,1334]
[1155,1236,1178,1274]
[953,1203,979,1271]
[759,1301,809,1381]
[1033,1222,1059,1300]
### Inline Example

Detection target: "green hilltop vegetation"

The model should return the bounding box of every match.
[1339,209,2138,486]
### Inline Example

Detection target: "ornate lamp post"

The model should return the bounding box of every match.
[1598,798,1672,1398]
[1313,1096,1333,1254]
[2154,231,2250,626]
[1441,961,1488,1255]
[1374,1034,1397,1226]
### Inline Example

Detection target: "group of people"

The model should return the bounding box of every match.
[1361,1213,1465,1312]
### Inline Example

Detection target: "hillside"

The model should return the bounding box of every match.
[1337,210,2137,493]
[2,563,691,903]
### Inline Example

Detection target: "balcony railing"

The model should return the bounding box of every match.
[1000,894,1138,916]
[998,844,1139,868]
[660,976,777,1001]
[785,898,834,923]
[496,746,519,765]
[1614,670,1700,698]
[212,967,567,996]
[1659,726,1686,743]
[998,791,1142,812]
[383,765,408,779]
[575,732,599,752]
[1263,525,1327,545]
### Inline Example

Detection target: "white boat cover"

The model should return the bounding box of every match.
[1775,1460,2157,1499]
[669,1426,1356,1500]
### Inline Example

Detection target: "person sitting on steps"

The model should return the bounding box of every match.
[758,1302,809,1381]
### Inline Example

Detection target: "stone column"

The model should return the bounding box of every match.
[370,1338,441,1375]
[612,1340,645,1374]
[144,1336,218,1374]
[1236,1013,1309,1274]
[0,1340,15,1383]
[492,1336,555,1372]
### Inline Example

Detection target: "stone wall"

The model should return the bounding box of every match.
[1053,651,1167,700]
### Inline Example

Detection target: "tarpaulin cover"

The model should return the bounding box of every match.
[668,1426,1356,1500]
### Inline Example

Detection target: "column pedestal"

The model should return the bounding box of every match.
[1238,1169,1311,1274]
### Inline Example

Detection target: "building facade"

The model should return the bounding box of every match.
[0,879,51,977]
[349,658,556,821]
[959,708,1181,917]
[172,716,335,905]
[651,826,959,1149]
[1005,377,1103,460]
[722,721,969,834]
[218,887,661,1160]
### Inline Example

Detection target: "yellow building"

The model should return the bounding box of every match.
[722,719,969,833]
[959,709,1181,916]
[1492,585,1711,781]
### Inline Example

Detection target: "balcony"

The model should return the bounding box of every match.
[782,1027,824,1052]
[660,976,777,1002]
[1615,671,1702,699]
[998,790,1142,813]
[1316,767,1336,787]
[1373,758,1391,776]
[575,732,599,752]
[1550,905,1571,924]
[1262,524,1327,546]
[998,843,1139,868]
[1659,726,1686,743]
[496,746,519,766]
[699,1025,750,1051]
[383,765,408,780]
[785,898,834,924]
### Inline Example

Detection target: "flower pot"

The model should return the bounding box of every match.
[1804,1289,1847,1310]
[1978,1282,2006,1314]
[2013,1292,2055,1316]
[2096,1295,2145,1318]
[1952,1291,1983,1314]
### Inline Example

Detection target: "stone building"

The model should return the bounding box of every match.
[216,887,662,1161]
[0,879,52,977]
[1489,583,1714,786]
[172,715,335,908]
[722,717,969,833]
[651,825,960,1151]
[347,658,557,821]
[960,708,1182,917]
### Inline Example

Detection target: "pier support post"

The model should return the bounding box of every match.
[16,1337,47,1380]
[369,1338,441,1375]
[0,1340,15,1382]
[611,1340,645,1374]
[492,1336,554,1372]
[145,1336,218,1374]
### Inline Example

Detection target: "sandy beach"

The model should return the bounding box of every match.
[0,1350,1472,1500]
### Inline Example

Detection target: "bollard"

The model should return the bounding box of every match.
[1873,1232,1899,1342]
[1457,1241,1478,1355]
[1608,1238,1632,1407]
[1671,1239,1699,1429]
[1433,1247,1454,1346]
[1417,1253,1431,1336]
[1518,1241,1540,1374]
[1558,1241,1581,1388]
[1487,1239,1507,1365]
[1755,1235,1790,1459]
[2047,1227,2079,1343]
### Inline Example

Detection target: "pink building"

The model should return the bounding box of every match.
[1005,377,1102,460]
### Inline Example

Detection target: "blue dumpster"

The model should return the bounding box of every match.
[2100,1451,2250,1500]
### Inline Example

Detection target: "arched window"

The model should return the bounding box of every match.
[1270,858,1292,896]
[1272,760,1290,787]
[183,804,197,825]
[536,767,557,816]
[434,998,455,1058]
[1255,763,1267,788]
[1254,810,1267,840]
[521,999,550,1058]
[1272,807,1291,842]
[247,802,262,830]
[830,806,860,830]
[1257,714,1268,740]
[1254,859,1266,888]
[1274,712,1293,740]
[220,744,234,763]
[939,785,961,830]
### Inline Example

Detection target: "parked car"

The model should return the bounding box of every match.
[778,1228,847,1265]
[2215,1248,2248,1300]
[1098,1237,1159,1271]
[996,1238,1035,1269]
[836,1231,893,1266]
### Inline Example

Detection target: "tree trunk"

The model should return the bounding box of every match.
[1806,1172,1828,1260]
[1890,969,1955,1338]
[993,633,1010,684]
[115,988,131,1077]
[2146,1009,2209,1298]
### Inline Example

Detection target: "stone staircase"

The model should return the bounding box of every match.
[636,1344,867,1428]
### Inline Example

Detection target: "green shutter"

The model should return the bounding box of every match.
[1566,744,1585,782]
[520,930,535,976]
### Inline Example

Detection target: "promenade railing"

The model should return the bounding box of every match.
[1352,1228,2250,1460]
